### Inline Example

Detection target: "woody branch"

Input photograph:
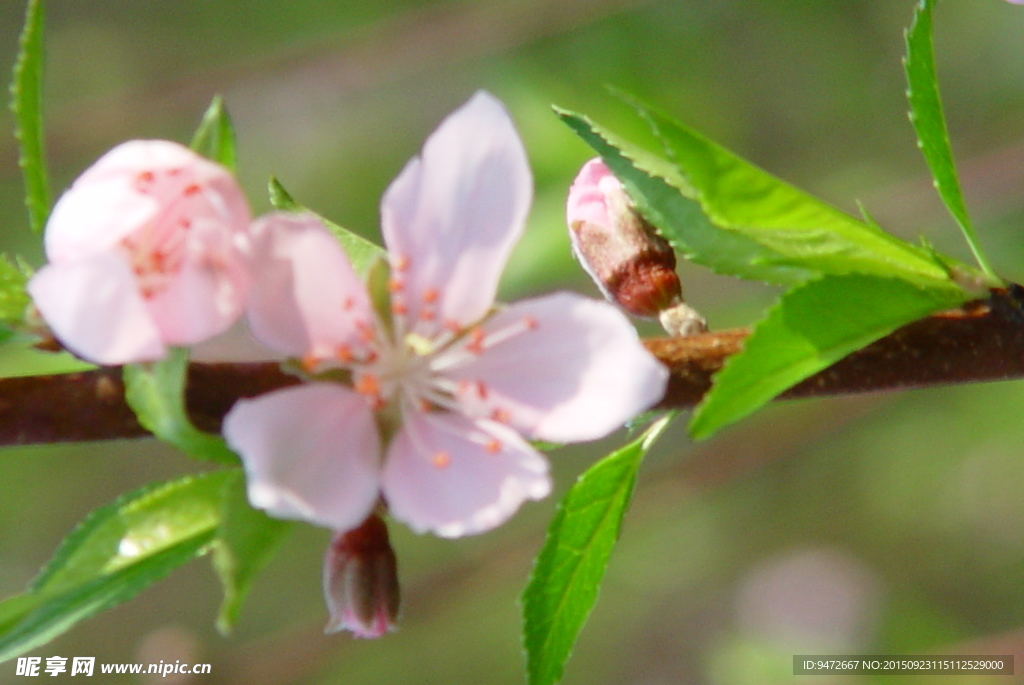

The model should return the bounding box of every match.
[0,286,1021,447]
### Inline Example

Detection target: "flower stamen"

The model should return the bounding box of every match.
[482,316,538,349]
[301,353,321,373]
[466,328,486,355]
[455,379,488,400]
[430,315,539,373]
[356,321,376,343]
[355,374,384,409]
[413,384,464,415]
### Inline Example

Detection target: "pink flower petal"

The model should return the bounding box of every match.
[45,175,158,263]
[27,255,165,364]
[380,91,532,337]
[81,137,215,177]
[440,292,668,443]
[224,384,382,531]
[246,213,377,359]
[566,157,616,233]
[382,411,550,538]
[145,260,242,346]
[189,319,282,363]
[144,215,251,346]
[36,140,253,359]
[45,140,249,264]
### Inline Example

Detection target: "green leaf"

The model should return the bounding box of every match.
[689,274,971,440]
[557,108,811,286]
[557,102,981,290]
[189,95,237,171]
[0,255,94,375]
[904,0,995,278]
[267,174,300,211]
[268,176,385,276]
[628,96,962,284]
[0,471,234,663]
[212,472,292,634]
[522,414,675,685]
[0,255,30,327]
[0,341,94,379]
[9,0,50,233]
[122,347,238,464]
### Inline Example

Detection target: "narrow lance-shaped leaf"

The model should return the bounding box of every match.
[626,95,978,287]
[9,0,50,233]
[689,274,972,440]
[522,414,675,685]
[0,471,235,663]
[122,347,239,465]
[0,339,94,379]
[269,176,385,276]
[556,107,812,286]
[557,100,987,291]
[190,95,238,171]
[905,0,996,278]
[212,471,292,634]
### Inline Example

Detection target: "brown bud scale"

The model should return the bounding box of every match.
[570,213,682,319]
[602,252,683,318]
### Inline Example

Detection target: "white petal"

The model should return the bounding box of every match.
[246,213,377,359]
[382,411,550,538]
[380,91,532,336]
[27,255,165,365]
[223,384,382,531]
[441,292,668,443]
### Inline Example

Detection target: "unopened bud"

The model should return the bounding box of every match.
[567,158,706,336]
[323,513,400,639]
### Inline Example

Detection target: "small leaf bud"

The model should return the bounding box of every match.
[567,158,706,336]
[323,513,400,639]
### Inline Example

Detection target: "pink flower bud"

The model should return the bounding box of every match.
[27,140,252,365]
[323,514,400,639]
[566,158,706,336]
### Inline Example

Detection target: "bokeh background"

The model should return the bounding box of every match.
[2,0,1024,683]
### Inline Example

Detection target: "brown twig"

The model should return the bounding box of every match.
[0,287,1021,448]
[651,285,1024,408]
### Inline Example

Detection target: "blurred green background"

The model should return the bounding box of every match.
[2,0,1024,683]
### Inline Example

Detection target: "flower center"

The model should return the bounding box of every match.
[317,255,544,469]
